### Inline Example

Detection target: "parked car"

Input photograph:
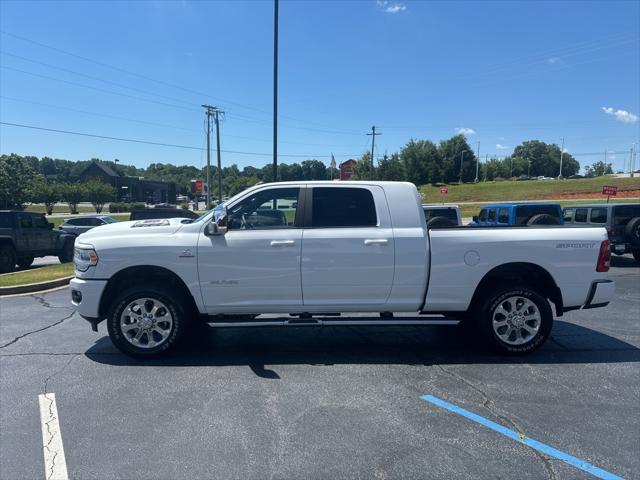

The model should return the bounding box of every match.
[59,215,117,236]
[563,203,640,262]
[471,203,563,226]
[70,181,613,358]
[130,208,199,221]
[422,205,462,227]
[0,211,75,272]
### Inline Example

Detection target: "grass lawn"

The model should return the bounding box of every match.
[0,263,74,287]
[420,176,640,203]
[49,213,130,228]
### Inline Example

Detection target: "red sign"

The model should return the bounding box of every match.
[440,186,449,194]
[194,180,204,195]
[602,185,617,196]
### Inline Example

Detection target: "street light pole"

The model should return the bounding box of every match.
[474,142,480,183]
[459,150,466,184]
[558,137,565,179]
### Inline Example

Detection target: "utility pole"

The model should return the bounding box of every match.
[113,158,119,202]
[367,126,381,176]
[474,141,480,182]
[272,0,279,182]
[631,143,636,178]
[459,150,466,183]
[558,137,565,179]
[202,105,214,207]
[214,108,224,203]
[527,158,531,178]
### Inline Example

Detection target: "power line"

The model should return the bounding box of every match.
[0,121,361,158]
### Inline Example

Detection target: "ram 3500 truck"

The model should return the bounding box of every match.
[70,181,614,358]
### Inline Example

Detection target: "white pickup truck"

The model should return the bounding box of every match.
[70,181,615,358]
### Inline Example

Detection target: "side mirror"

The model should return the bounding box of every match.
[205,222,227,236]
[472,215,479,223]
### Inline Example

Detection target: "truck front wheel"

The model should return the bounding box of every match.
[0,245,16,273]
[477,286,553,354]
[107,285,189,358]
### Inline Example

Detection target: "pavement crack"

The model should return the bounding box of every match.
[43,354,78,394]
[0,311,75,349]
[436,365,557,480]
[30,294,71,309]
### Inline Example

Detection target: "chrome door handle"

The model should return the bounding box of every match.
[270,240,295,247]
[364,239,388,246]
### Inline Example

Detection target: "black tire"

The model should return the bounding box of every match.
[625,217,640,246]
[16,256,34,268]
[107,285,190,358]
[0,245,17,273]
[633,249,640,264]
[57,240,74,263]
[427,216,456,228]
[527,214,561,226]
[475,285,553,355]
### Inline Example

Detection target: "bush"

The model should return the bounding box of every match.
[130,202,145,211]
[180,202,190,210]
[109,202,129,213]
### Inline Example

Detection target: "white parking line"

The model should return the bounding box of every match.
[38,393,69,480]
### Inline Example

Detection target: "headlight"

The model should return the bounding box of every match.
[74,247,98,272]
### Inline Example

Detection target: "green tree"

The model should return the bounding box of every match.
[85,180,115,213]
[376,153,405,181]
[511,140,580,177]
[59,183,86,214]
[300,160,327,180]
[585,161,613,177]
[351,153,375,180]
[30,177,60,215]
[400,139,440,185]
[437,135,477,183]
[0,154,35,209]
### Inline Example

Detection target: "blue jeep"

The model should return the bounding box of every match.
[471,203,564,226]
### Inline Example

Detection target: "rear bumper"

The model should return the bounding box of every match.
[70,277,108,328]
[583,279,615,309]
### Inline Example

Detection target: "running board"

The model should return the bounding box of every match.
[205,317,461,328]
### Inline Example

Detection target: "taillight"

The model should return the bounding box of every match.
[596,240,610,272]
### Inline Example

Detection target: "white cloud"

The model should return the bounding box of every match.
[376,1,406,13]
[496,144,509,150]
[601,106,639,124]
[455,127,475,135]
[547,57,562,65]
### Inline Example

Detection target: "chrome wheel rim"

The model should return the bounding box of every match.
[119,297,173,349]
[492,296,541,346]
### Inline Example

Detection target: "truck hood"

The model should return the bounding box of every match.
[78,217,188,242]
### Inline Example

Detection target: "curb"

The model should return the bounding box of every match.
[0,276,74,296]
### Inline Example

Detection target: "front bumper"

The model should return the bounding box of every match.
[583,279,615,309]
[70,277,108,329]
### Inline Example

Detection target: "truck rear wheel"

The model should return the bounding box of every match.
[477,285,553,354]
[0,245,16,273]
[16,257,34,268]
[107,285,189,358]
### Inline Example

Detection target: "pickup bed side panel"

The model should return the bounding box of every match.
[384,183,430,310]
[424,227,609,311]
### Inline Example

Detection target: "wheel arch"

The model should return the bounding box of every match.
[98,265,199,319]
[468,262,564,316]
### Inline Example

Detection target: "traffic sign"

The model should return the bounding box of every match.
[602,185,617,196]
[440,186,449,194]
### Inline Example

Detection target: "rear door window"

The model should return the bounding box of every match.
[613,205,640,225]
[498,208,509,224]
[487,208,496,222]
[18,214,32,228]
[311,187,377,228]
[574,208,588,223]
[589,208,607,224]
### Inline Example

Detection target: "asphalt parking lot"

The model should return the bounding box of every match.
[1,256,638,480]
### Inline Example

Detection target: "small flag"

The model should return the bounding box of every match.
[330,153,336,168]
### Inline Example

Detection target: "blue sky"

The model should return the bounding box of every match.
[1,0,639,173]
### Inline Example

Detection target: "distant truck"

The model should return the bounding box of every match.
[422,205,462,226]
[0,211,75,272]
[59,215,117,236]
[563,203,640,263]
[471,203,563,226]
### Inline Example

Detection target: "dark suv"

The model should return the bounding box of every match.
[563,203,640,262]
[0,211,76,272]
